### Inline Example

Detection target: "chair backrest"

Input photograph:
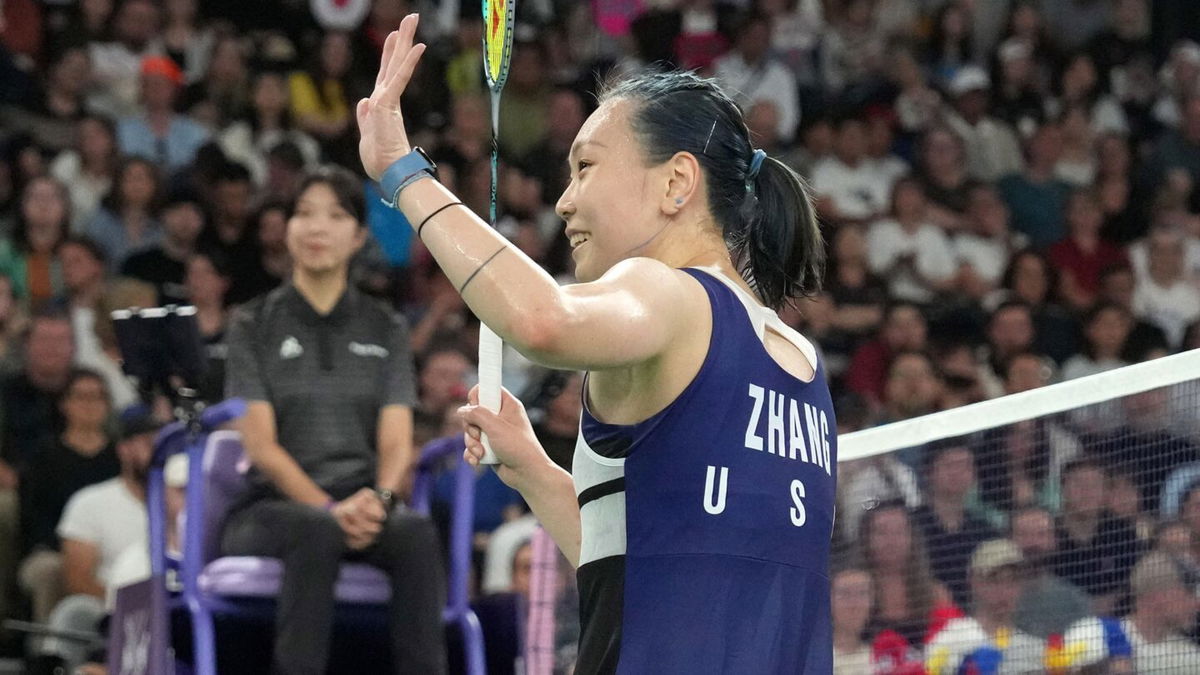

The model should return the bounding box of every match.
[198,430,248,564]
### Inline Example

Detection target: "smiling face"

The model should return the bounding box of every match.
[556,99,676,282]
[286,182,365,277]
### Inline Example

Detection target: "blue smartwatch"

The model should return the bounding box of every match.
[380,147,438,208]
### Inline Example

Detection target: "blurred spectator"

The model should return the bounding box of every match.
[31,412,158,673]
[915,126,976,232]
[977,301,1035,398]
[1011,505,1091,639]
[184,251,231,403]
[17,368,116,623]
[1096,264,1169,363]
[1145,94,1200,194]
[924,539,1045,674]
[1131,225,1200,348]
[864,109,910,190]
[757,0,824,90]
[1120,550,1200,670]
[992,38,1045,139]
[889,44,944,139]
[10,46,93,154]
[160,0,215,85]
[289,31,356,166]
[811,114,894,224]
[1151,41,1200,131]
[116,55,210,171]
[253,199,291,289]
[1041,0,1109,53]
[881,351,942,427]
[0,273,26,371]
[953,184,1023,302]
[0,176,70,305]
[831,564,873,674]
[1062,302,1132,381]
[994,250,1080,364]
[219,71,321,187]
[177,35,250,129]
[121,190,205,304]
[1047,51,1129,136]
[820,0,887,96]
[1054,105,1098,186]
[911,438,995,609]
[998,121,1071,248]
[822,225,886,374]
[87,0,162,119]
[526,370,583,473]
[1048,189,1129,312]
[866,177,957,304]
[1094,133,1144,244]
[0,307,73,472]
[845,302,927,406]
[413,347,472,449]
[714,12,799,145]
[496,41,550,160]
[1054,458,1142,615]
[856,499,951,648]
[84,157,163,271]
[945,66,1025,183]
[922,1,974,86]
[49,114,118,231]
[197,161,269,304]
[518,86,581,208]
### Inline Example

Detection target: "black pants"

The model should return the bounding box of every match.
[221,499,448,675]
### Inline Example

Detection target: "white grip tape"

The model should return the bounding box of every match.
[476,324,503,464]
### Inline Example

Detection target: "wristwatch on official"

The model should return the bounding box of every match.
[380,147,438,208]
[374,488,396,512]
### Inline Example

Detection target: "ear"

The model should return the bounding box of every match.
[658,151,703,216]
[352,225,369,254]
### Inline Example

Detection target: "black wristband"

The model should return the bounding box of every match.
[417,201,464,240]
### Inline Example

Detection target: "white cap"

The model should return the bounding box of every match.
[949,65,991,96]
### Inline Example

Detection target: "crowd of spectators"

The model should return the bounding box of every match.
[4,0,1200,672]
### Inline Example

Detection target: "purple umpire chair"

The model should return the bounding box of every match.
[142,399,485,675]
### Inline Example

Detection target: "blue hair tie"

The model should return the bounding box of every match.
[746,148,767,191]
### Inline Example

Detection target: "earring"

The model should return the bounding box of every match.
[675,198,684,206]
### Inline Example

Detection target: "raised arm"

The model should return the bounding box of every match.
[356,15,696,372]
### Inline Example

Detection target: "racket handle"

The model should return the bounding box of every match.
[476,324,503,464]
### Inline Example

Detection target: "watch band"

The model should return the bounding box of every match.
[380,147,437,208]
[374,488,396,512]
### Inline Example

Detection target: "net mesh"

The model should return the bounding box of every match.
[524,351,1200,674]
[834,350,1200,674]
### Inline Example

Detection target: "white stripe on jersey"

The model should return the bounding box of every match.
[574,428,627,566]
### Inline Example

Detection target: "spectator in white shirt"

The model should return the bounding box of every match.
[944,66,1025,183]
[867,178,958,304]
[33,413,159,672]
[1132,225,1200,348]
[714,12,800,145]
[954,184,1024,302]
[1121,551,1200,672]
[811,115,896,224]
[87,0,164,119]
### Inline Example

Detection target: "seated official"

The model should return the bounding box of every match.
[222,167,446,675]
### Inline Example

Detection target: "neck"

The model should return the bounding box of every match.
[832,629,864,653]
[1132,610,1170,644]
[292,269,347,314]
[1065,508,1100,533]
[121,472,146,501]
[931,494,966,529]
[63,427,107,453]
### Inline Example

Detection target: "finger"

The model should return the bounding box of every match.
[459,404,503,432]
[376,30,398,87]
[464,449,479,467]
[356,97,370,127]
[381,42,426,105]
[467,385,480,406]
[498,386,526,413]
[384,14,418,85]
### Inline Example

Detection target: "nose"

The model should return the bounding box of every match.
[555,185,576,222]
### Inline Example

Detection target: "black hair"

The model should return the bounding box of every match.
[1061,456,1108,481]
[266,141,306,172]
[990,299,1033,324]
[100,156,163,215]
[1000,248,1057,300]
[14,176,71,254]
[60,234,109,267]
[921,435,972,473]
[597,70,824,309]
[288,165,366,227]
[215,160,253,186]
[190,249,234,281]
[59,367,110,406]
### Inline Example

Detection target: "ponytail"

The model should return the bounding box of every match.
[733,155,824,309]
[599,70,825,309]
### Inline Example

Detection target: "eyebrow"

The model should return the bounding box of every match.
[568,139,608,161]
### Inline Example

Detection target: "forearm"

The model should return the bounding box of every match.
[66,573,106,599]
[395,178,566,353]
[375,440,412,494]
[511,462,582,568]
[249,441,330,506]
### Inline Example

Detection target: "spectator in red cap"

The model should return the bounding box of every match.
[114,55,210,172]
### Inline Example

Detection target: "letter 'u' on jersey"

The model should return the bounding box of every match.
[704,465,729,515]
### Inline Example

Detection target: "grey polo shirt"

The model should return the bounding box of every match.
[225,283,417,500]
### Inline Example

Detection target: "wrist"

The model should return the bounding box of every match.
[379,147,438,208]
[510,457,566,495]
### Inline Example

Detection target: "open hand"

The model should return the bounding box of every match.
[357,13,427,181]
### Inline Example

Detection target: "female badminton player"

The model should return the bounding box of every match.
[359,15,836,673]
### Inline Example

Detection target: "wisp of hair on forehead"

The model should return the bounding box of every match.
[597,69,824,309]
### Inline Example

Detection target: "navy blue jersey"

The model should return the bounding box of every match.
[572,267,837,674]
